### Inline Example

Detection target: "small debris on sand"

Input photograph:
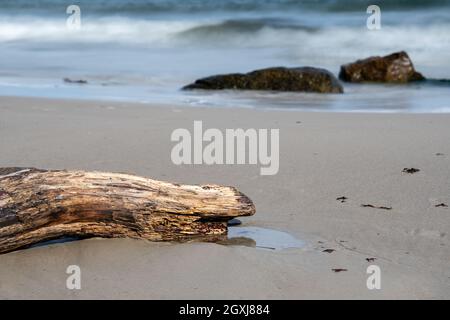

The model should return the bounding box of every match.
[402,168,420,174]
[332,268,348,273]
[361,204,392,210]
[435,203,448,208]
[322,249,335,254]
[63,78,88,84]
[336,196,348,203]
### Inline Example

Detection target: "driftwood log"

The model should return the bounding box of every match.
[0,168,255,254]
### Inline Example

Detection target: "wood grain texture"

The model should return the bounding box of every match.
[0,168,255,254]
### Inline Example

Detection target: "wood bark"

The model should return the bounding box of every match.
[0,168,255,254]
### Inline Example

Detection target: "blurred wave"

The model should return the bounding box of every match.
[0,16,448,68]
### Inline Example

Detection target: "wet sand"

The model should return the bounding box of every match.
[0,96,449,299]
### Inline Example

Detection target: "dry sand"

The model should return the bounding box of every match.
[0,96,449,299]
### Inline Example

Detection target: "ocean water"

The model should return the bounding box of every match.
[0,0,449,112]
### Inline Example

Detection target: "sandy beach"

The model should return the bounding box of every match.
[0,96,449,299]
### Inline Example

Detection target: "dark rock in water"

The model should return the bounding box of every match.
[63,78,88,84]
[339,51,425,83]
[183,67,344,93]
[227,218,242,226]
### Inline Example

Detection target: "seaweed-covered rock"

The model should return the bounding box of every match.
[339,51,425,83]
[183,67,344,93]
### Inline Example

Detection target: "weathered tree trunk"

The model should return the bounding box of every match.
[0,168,255,254]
